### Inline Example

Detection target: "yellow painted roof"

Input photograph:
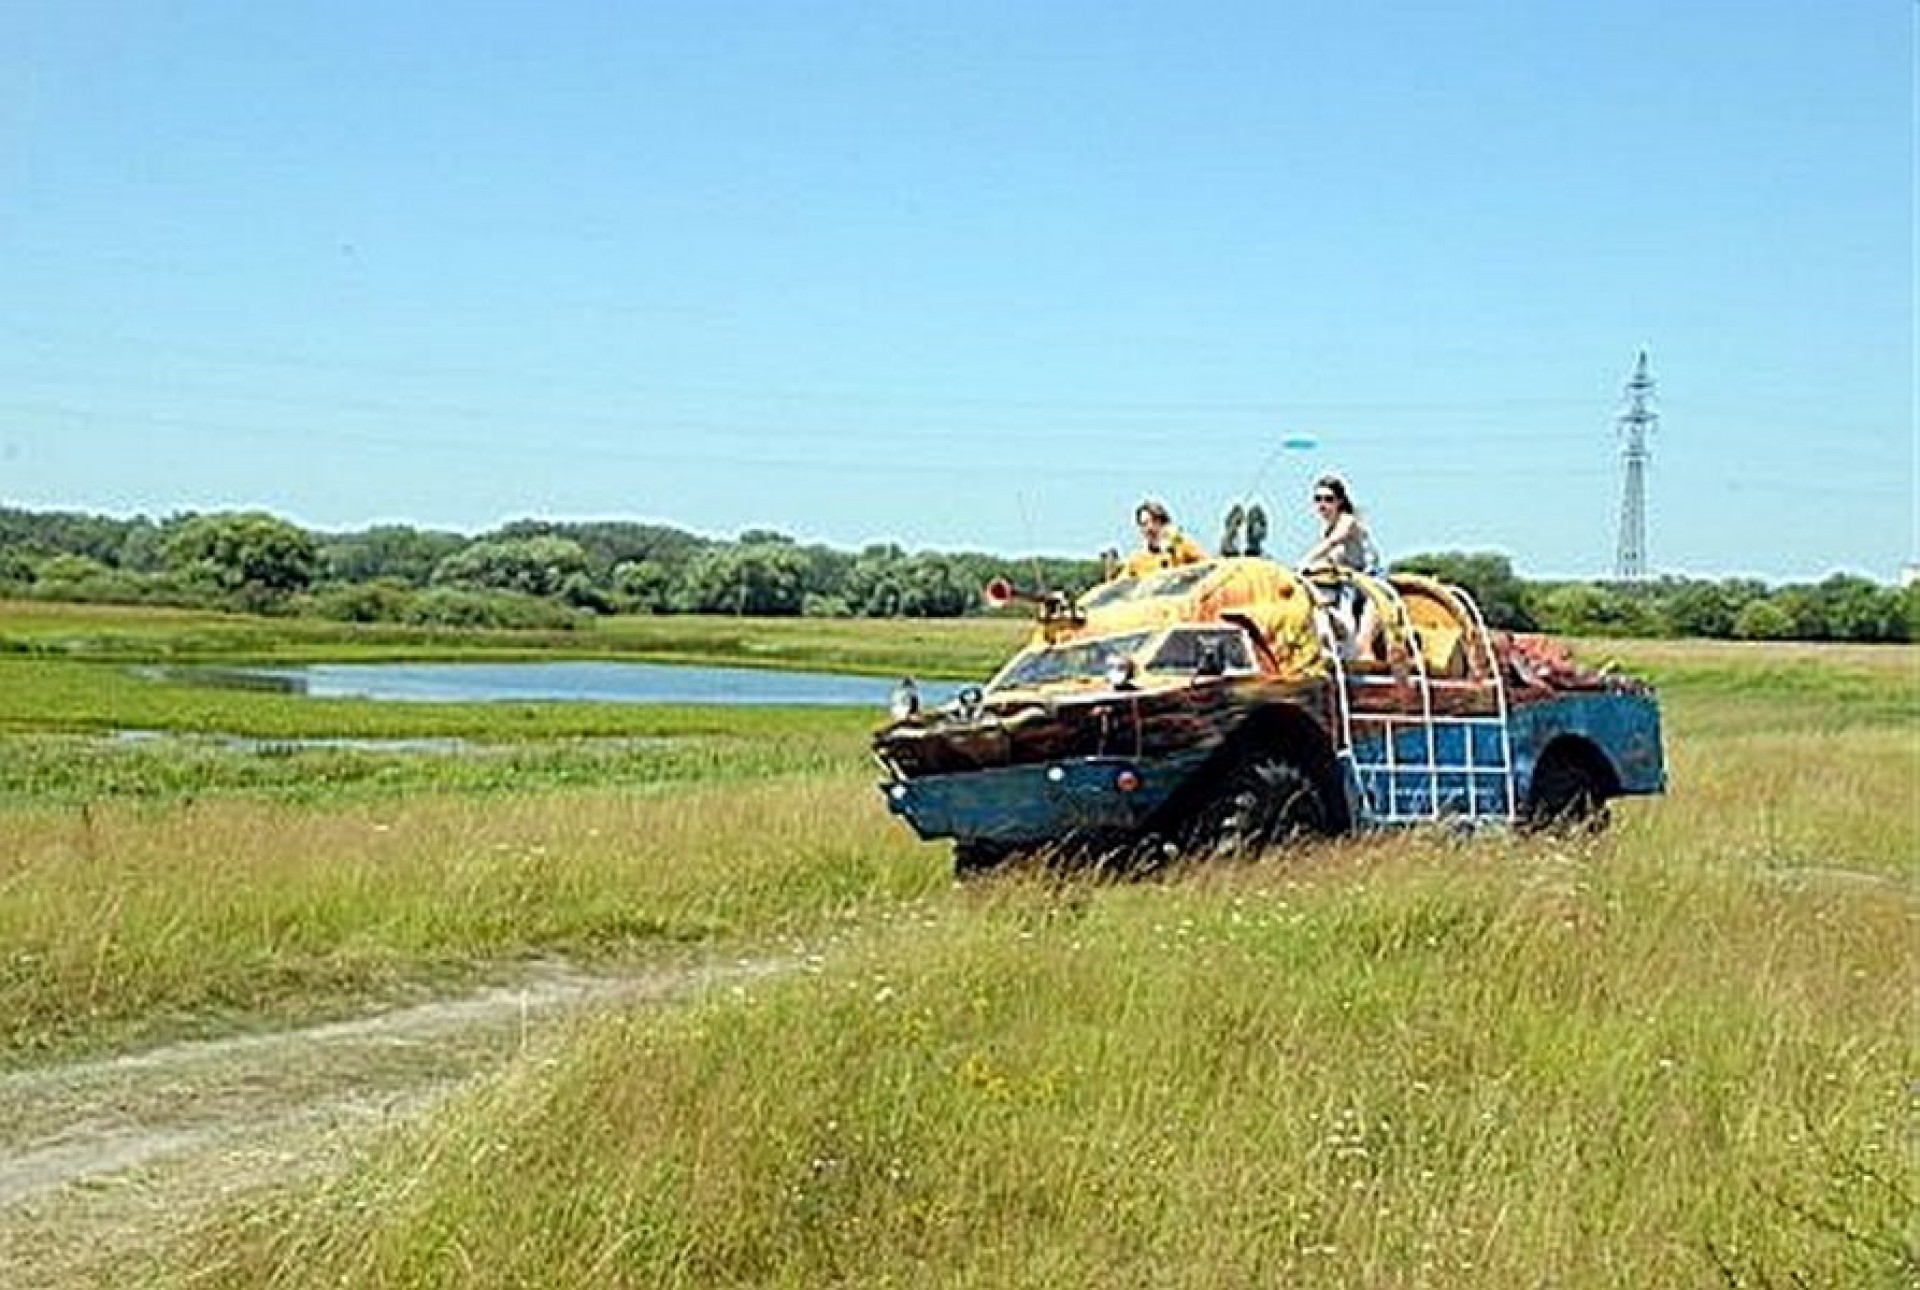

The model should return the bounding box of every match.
[1041,557,1331,678]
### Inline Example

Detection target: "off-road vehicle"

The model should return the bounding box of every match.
[873,555,1664,874]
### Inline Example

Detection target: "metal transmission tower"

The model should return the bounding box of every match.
[1614,350,1657,580]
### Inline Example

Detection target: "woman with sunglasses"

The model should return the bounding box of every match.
[1300,475,1383,660]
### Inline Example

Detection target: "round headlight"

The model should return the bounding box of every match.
[888,678,921,721]
[955,685,984,720]
[1104,654,1137,689]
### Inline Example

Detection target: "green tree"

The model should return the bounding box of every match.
[0,506,136,564]
[0,547,34,586]
[431,536,590,599]
[897,553,976,617]
[1660,579,1746,638]
[1769,587,1830,640]
[491,519,708,577]
[802,543,854,604]
[1732,599,1795,640]
[1815,574,1906,642]
[1392,551,1536,630]
[118,517,167,573]
[611,558,678,614]
[802,592,853,617]
[846,545,909,617]
[32,553,113,590]
[674,542,810,615]
[320,525,465,586]
[160,511,318,610]
[1531,582,1662,637]
[559,570,613,614]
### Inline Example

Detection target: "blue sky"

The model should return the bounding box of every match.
[2,1,1912,582]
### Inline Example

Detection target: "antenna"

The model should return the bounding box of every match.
[1011,490,1048,593]
[1614,351,1657,580]
[1218,432,1318,556]
[1239,433,1319,508]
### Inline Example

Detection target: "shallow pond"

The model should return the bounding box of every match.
[165,661,951,707]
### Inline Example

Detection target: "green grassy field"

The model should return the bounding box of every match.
[0,603,1912,1287]
[0,598,1024,676]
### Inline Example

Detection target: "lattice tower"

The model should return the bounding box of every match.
[1614,351,1657,580]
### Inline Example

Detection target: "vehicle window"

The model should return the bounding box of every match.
[1143,564,1216,597]
[988,631,1156,690]
[1145,628,1255,675]
[1076,581,1137,611]
[1076,562,1218,612]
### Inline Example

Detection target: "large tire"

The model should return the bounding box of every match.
[1523,749,1611,833]
[1186,751,1329,860]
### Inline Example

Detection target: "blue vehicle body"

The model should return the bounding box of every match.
[884,749,1214,847]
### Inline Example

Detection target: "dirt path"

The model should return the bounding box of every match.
[0,957,782,1289]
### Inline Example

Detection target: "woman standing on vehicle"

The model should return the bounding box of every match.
[1301,475,1383,660]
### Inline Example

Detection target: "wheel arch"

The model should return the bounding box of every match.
[1170,701,1352,835]
[1527,734,1623,803]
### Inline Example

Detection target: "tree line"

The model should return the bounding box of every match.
[1,505,1913,642]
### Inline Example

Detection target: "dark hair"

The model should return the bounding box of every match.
[1313,475,1355,515]
[1135,499,1171,525]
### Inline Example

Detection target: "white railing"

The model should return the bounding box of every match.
[1314,574,1517,826]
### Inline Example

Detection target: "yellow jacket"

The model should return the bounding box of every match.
[1122,527,1207,578]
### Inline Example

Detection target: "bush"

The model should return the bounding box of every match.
[1532,582,1660,637]
[298,580,417,624]
[802,593,853,618]
[400,587,584,631]
[0,547,35,587]
[1732,600,1795,641]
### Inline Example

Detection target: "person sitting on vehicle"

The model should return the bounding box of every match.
[1300,475,1383,661]
[1123,499,1207,577]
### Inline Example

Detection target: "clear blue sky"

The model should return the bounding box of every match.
[2,1,1912,582]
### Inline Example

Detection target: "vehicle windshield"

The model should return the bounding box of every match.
[1143,627,1256,675]
[1077,562,1218,611]
[988,631,1156,691]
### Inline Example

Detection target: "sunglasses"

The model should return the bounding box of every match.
[1312,493,1337,503]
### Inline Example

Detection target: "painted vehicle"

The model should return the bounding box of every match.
[872,556,1664,874]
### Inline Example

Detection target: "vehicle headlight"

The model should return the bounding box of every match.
[1104,654,1137,689]
[955,685,984,720]
[888,678,921,721]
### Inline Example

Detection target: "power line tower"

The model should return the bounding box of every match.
[1614,350,1657,580]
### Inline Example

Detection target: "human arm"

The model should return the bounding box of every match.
[1170,529,1207,565]
[1299,513,1357,567]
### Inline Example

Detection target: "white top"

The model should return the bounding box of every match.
[1304,512,1378,572]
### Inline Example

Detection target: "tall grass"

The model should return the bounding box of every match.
[0,773,940,1064]
[0,725,869,805]
[178,836,1914,1288]
[160,645,1917,1289]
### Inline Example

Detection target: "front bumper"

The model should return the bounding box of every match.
[879,749,1213,846]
